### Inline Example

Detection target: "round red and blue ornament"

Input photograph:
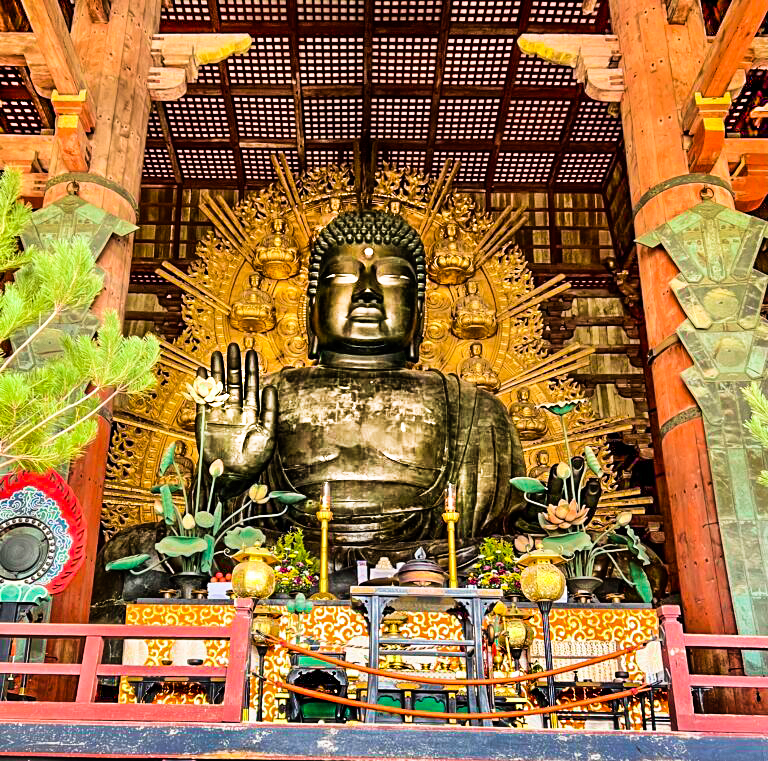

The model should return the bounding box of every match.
[0,471,86,605]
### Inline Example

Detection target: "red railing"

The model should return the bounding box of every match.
[0,597,253,723]
[659,605,768,733]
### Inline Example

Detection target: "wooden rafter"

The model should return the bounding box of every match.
[18,0,94,121]
[682,0,768,131]
[287,0,306,171]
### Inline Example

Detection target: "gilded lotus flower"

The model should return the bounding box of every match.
[540,499,588,531]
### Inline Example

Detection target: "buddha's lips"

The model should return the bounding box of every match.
[348,303,385,321]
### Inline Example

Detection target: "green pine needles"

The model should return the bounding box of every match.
[0,168,160,473]
[744,382,768,486]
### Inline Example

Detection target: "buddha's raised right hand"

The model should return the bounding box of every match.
[195,343,277,500]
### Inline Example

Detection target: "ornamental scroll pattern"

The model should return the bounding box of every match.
[638,201,768,672]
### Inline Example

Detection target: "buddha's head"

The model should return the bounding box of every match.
[308,211,426,363]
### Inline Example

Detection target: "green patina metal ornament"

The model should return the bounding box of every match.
[20,194,137,260]
[638,200,768,671]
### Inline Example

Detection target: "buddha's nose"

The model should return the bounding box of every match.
[353,268,383,303]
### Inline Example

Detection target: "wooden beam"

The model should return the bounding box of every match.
[85,0,111,24]
[19,0,94,122]
[683,0,768,131]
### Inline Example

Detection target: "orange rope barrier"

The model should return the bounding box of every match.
[273,678,650,721]
[265,635,646,686]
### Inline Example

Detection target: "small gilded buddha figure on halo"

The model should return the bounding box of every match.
[458,342,500,392]
[229,272,277,334]
[527,450,551,482]
[451,280,497,340]
[508,387,548,441]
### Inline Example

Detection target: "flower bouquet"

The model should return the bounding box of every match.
[273,527,320,596]
[467,537,522,597]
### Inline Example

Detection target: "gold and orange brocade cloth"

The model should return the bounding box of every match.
[119,601,666,727]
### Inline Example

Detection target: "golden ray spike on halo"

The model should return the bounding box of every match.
[112,414,196,443]
[474,216,529,269]
[497,344,594,394]
[200,193,247,250]
[496,279,572,323]
[419,160,460,237]
[157,262,232,314]
[497,355,594,393]
[474,205,527,263]
[158,339,204,372]
[522,422,635,452]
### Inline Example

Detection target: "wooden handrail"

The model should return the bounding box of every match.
[658,605,768,734]
[0,598,253,724]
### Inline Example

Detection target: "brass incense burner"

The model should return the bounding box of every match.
[396,549,448,588]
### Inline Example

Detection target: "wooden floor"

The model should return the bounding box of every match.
[1,721,768,760]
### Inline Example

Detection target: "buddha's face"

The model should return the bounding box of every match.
[311,243,420,356]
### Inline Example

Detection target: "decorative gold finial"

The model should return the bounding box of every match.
[427,222,474,285]
[459,342,500,392]
[451,281,497,340]
[256,217,300,280]
[229,272,277,334]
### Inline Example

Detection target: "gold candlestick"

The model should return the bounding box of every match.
[311,481,337,600]
[442,482,459,588]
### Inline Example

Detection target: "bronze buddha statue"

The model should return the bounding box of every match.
[197,211,525,551]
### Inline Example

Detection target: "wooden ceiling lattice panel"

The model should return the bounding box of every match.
[176,148,238,179]
[571,100,622,142]
[161,0,211,23]
[218,0,289,23]
[307,148,353,167]
[375,0,442,22]
[299,37,365,86]
[0,66,23,87]
[450,0,522,24]
[298,0,366,22]
[372,37,438,85]
[385,149,428,172]
[529,0,606,26]
[242,148,301,180]
[556,152,615,184]
[432,150,489,184]
[4,0,627,193]
[228,39,293,86]
[234,96,297,139]
[514,54,574,87]
[436,98,500,141]
[504,99,571,141]
[372,97,431,140]
[143,146,176,179]
[3,100,42,133]
[443,38,516,86]
[494,152,557,184]
[305,98,363,140]
[165,96,230,139]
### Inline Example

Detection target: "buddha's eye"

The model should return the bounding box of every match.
[324,272,359,284]
[377,274,412,285]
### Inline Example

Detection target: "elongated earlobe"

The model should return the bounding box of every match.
[307,298,319,359]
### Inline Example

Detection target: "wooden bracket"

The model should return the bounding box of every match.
[0,32,55,97]
[52,90,92,172]
[148,33,252,101]
[0,134,54,199]
[686,93,731,173]
[517,34,624,102]
[725,137,768,211]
